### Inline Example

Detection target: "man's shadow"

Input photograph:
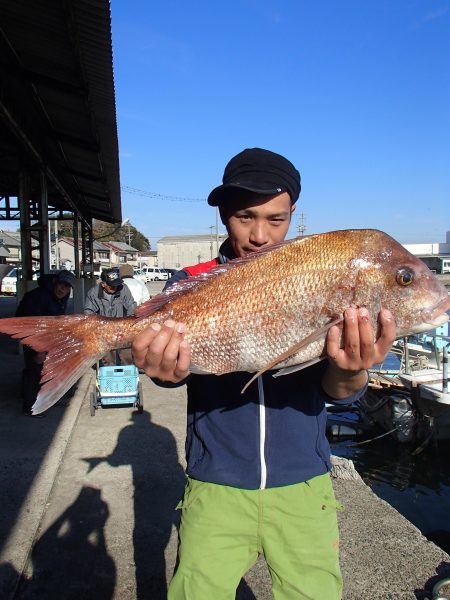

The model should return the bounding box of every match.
[15,486,116,600]
[90,409,187,600]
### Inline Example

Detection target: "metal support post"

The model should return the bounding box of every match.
[73,213,80,276]
[39,170,50,274]
[19,171,33,281]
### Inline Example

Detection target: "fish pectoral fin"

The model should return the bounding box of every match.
[189,364,213,375]
[273,357,325,378]
[240,317,343,394]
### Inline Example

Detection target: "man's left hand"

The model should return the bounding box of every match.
[322,307,396,398]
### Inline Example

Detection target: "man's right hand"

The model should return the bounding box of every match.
[131,320,191,383]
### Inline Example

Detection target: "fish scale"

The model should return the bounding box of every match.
[0,229,449,413]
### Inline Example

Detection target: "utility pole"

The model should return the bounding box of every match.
[216,206,219,256]
[209,225,214,260]
[297,213,307,238]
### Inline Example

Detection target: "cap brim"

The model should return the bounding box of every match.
[57,277,74,287]
[207,183,284,206]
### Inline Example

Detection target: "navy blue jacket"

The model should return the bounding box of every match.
[16,274,70,318]
[161,241,365,490]
[16,275,71,365]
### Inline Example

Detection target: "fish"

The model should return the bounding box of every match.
[0,229,449,414]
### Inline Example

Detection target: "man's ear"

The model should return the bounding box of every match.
[290,203,296,221]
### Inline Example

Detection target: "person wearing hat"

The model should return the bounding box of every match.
[119,263,150,306]
[84,267,136,365]
[132,148,396,599]
[16,270,76,416]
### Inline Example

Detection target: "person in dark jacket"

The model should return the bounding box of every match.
[16,270,75,417]
[132,148,397,599]
[84,267,136,365]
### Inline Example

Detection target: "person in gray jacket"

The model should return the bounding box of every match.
[84,267,136,364]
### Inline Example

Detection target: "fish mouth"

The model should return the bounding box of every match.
[420,295,450,328]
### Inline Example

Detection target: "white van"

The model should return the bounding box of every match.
[141,267,168,282]
[132,268,148,283]
[442,259,450,274]
[0,267,38,295]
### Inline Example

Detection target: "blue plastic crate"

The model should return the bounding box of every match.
[97,365,139,405]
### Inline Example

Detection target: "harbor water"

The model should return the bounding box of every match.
[330,344,450,555]
[332,433,450,554]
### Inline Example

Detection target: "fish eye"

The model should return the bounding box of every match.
[396,267,414,286]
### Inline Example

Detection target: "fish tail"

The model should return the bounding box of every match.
[0,314,114,414]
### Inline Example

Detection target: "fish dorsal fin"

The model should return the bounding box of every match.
[241,316,343,394]
[134,239,296,319]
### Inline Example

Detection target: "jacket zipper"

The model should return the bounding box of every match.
[258,377,267,489]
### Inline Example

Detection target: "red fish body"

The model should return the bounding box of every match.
[0,229,449,413]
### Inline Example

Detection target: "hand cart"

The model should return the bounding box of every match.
[90,363,143,416]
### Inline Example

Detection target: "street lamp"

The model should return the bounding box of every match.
[120,217,132,246]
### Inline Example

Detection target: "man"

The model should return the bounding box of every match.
[132,148,396,599]
[119,264,150,306]
[16,270,75,416]
[85,267,136,365]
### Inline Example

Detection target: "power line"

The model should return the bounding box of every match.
[121,185,205,203]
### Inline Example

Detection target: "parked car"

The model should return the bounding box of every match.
[0,267,39,295]
[164,268,178,278]
[132,268,148,283]
[141,267,168,282]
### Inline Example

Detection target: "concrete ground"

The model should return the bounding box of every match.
[0,286,450,600]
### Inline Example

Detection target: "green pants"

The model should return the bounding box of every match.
[168,473,343,600]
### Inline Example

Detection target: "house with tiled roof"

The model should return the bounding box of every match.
[103,241,139,266]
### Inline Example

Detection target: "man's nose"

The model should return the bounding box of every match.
[249,222,269,246]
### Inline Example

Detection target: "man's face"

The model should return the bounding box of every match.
[53,281,71,299]
[221,192,295,258]
[101,281,119,295]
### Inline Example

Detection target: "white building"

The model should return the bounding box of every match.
[157,234,228,269]
[403,231,450,273]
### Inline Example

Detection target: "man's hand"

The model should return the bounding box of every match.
[322,307,396,399]
[132,319,191,383]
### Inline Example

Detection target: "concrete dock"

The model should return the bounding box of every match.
[0,290,450,599]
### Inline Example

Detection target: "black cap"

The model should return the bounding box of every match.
[101,268,123,287]
[208,148,301,206]
[55,270,75,287]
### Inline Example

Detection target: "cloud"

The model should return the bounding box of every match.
[423,5,448,22]
[410,4,448,30]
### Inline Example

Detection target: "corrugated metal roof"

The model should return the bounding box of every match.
[0,0,121,224]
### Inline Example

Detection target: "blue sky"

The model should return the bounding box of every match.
[112,0,449,246]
